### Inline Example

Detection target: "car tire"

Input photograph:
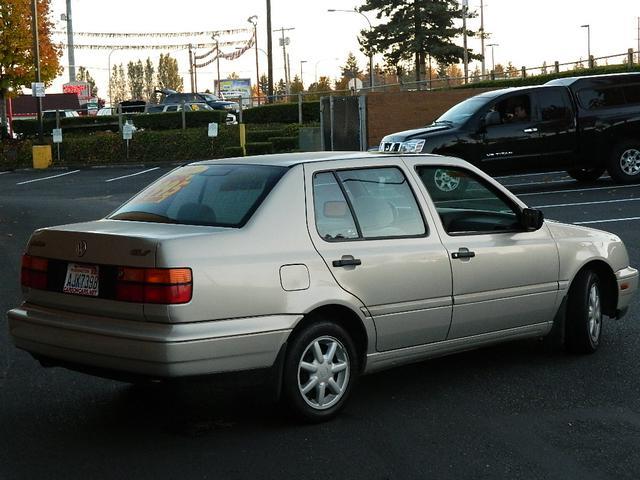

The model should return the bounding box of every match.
[607,141,640,183]
[565,269,603,354]
[281,320,358,422]
[567,167,605,182]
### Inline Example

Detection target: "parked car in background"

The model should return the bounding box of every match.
[145,102,237,124]
[42,110,79,119]
[380,72,640,186]
[156,88,240,115]
[96,107,115,116]
[8,152,637,421]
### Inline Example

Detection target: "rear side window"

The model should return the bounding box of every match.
[578,86,626,110]
[110,164,287,228]
[313,167,426,241]
[623,85,640,105]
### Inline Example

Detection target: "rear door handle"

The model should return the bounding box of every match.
[451,248,475,260]
[523,127,538,133]
[332,255,362,267]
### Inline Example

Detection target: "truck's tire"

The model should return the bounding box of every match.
[567,167,605,182]
[607,141,640,183]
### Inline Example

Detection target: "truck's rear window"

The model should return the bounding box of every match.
[110,164,287,228]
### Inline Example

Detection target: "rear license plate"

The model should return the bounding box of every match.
[63,263,99,297]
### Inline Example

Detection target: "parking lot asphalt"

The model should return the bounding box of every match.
[1,165,640,479]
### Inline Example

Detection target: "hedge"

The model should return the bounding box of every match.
[224,146,245,157]
[456,63,640,90]
[13,110,228,137]
[247,129,286,143]
[245,142,273,155]
[269,136,298,152]
[243,102,320,124]
[0,126,239,168]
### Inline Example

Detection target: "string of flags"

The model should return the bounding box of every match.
[53,28,250,38]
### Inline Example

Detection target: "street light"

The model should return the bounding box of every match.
[247,15,260,105]
[107,48,117,108]
[581,24,591,67]
[327,8,374,89]
[300,60,307,86]
[487,43,499,75]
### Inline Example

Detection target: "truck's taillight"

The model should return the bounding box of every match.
[115,267,192,304]
[21,254,49,290]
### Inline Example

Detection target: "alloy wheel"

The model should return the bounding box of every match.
[619,148,640,176]
[588,283,602,344]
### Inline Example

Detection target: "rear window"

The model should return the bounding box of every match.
[110,164,287,228]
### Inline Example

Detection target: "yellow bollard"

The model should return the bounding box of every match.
[32,145,52,169]
[239,123,246,156]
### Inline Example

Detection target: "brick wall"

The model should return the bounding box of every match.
[366,88,496,148]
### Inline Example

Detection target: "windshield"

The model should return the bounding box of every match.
[435,97,488,125]
[110,164,287,228]
[200,93,221,102]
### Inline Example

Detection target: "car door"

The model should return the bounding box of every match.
[304,159,453,351]
[480,92,543,174]
[408,162,560,339]
[532,87,577,170]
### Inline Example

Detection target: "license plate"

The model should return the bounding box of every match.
[63,263,99,297]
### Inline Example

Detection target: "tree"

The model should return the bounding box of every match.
[470,66,481,83]
[157,53,183,92]
[110,63,127,105]
[127,60,144,99]
[143,57,155,102]
[360,0,480,83]
[290,74,304,94]
[226,72,240,80]
[335,52,363,91]
[76,66,98,97]
[493,63,505,79]
[258,73,269,97]
[505,61,519,78]
[0,0,62,128]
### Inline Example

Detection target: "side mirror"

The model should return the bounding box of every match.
[484,110,502,127]
[521,208,544,231]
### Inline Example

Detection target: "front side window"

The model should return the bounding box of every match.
[417,166,521,235]
[110,164,287,228]
[491,94,532,124]
[313,167,426,241]
[538,90,571,121]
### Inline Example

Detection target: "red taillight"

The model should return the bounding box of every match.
[21,254,49,290]
[115,267,193,304]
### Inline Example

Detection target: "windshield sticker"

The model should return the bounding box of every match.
[132,165,207,204]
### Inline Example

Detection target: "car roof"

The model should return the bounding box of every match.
[194,151,469,168]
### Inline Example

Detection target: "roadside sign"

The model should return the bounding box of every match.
[31,82,45,98]
[207,122,219,138]
[122,122,134,140]
[52,128,62,144]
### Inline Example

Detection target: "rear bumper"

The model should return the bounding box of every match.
[7,303,299,379]
[616,266,639,319]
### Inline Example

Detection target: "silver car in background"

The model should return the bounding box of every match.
[8,153,638,421]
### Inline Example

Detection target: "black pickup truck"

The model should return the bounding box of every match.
[379,72,640,184]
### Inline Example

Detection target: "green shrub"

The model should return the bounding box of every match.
[246,129,285,142]
[243,102,320,124]
[245,142,273,155]
[126,110,227,130]
[269,136,298,153]
[224,146,245,158]
[0,139,34,169]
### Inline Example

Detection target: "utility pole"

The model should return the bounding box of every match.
[637,16,639,64]
[65,0,75,82]
[462,0,469,84]
[31,0,43,144]
[212,34,221,96]
[188,44,195,93]
[274,27,295,94]
[248,15,260,105]
[266,0,274,101]
[480,0,486,77]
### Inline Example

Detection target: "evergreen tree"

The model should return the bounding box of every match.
[143,58,156,103]
[76,66,98,97]
[290,74,304,94]
[110,64,128,105]
[335,52,363,91]
[258,73,269,97]
[157,54,183,92]
[127,60,144,100]
[359,0,480,82]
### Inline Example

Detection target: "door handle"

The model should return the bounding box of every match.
[523,127,538,133]
[332,255,362,267]
[451,248,475,260]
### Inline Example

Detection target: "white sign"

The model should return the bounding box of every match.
[122,122,134,140]
[31,82,45,98]
[52,128,62,144]
[207,122,219,138]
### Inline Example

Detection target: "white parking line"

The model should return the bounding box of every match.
[503,178,573,188]
[105,167,160,183]
[518,183,640,197]
[0,171,10,175]
[16,170,80,185]
[495,171,564,179]
[535,197,640,208]
[574,216,640,225]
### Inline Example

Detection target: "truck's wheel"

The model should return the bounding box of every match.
[281,321,358,422]
[567,167,605,182]
[607,141,640,183]
[565,269,603,354]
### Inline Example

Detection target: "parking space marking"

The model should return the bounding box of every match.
[495,171,565,179]
[502,179,573,188]
[535,197,640,208]
[518,183,640,197]
[0,171,10,175]
[16,170,80,185]
[105,167,160,183]
[574,216,640,225]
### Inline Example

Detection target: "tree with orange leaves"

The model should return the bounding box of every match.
[0,0,61,132]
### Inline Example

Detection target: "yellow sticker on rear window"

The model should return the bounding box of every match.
[134,165,208,204]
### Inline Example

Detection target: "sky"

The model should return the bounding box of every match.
[46,0,640,100]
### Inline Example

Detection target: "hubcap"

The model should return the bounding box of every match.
[434,169,461,192]
[297,336,350,410]
[619,148,640,176]
[587,283,602,344]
